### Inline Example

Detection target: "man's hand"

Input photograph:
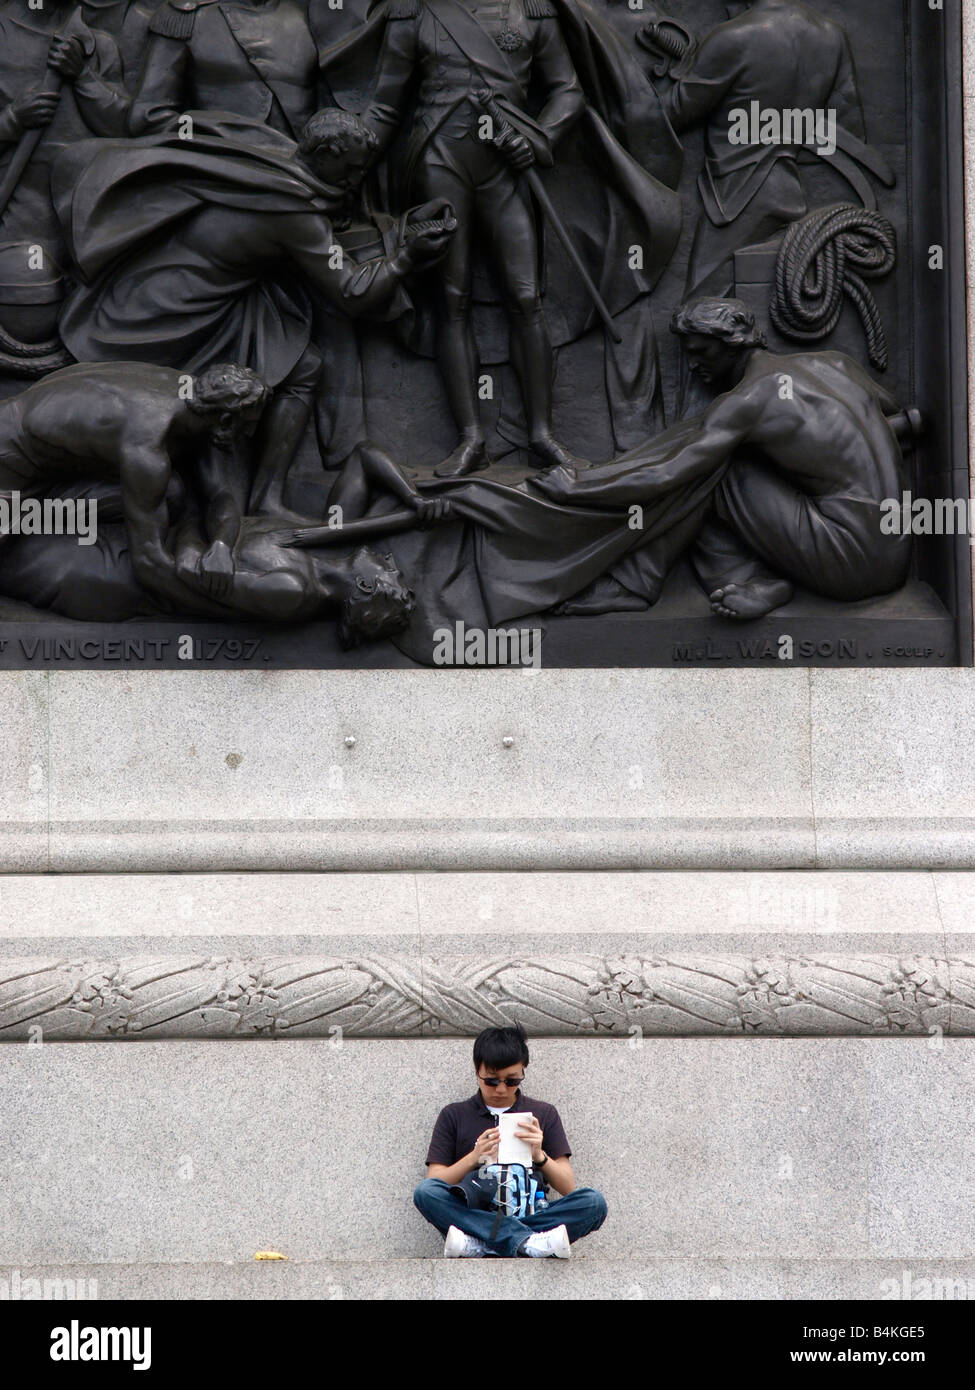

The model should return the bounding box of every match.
[132,545,184,604]
[635,7,692,72]
[9,89,60,131]
[400,201,456,270]
[198,538,235,599]
[515,1116,546,1164]
[493,127,535,170]
[471,1127,500,1166]
[48,35,87,83]
[409,493,453,527]
[175,546,202,587]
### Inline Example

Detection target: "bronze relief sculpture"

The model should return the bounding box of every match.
[0,0,963,667]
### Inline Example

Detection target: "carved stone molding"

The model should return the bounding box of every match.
[0,954,972,1040]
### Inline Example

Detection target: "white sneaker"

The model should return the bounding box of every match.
[444,1225,488,1258]
[522,1224,571,1259]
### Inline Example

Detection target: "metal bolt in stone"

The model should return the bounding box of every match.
[502,736,515,749]
[344,736,356,749]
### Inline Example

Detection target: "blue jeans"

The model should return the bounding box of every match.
[413,1177,608,1257]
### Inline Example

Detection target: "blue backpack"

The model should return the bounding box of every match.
[456,1162,550,1231]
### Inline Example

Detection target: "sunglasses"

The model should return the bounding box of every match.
[478,1074,526,1088]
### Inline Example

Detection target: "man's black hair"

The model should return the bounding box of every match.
[299,109,379,161]
[473,1024,529,1072]
[670,296,767,348]
[191,363,270,413]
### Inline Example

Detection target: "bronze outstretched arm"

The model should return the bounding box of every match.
[279,510,419,548]
[281,442,453,547]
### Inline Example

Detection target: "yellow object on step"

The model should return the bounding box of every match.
[253,1251,288,1261]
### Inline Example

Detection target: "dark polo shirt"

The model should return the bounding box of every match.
[425,1090,572,1168]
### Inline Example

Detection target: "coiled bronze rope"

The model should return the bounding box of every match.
[770,203,896,370]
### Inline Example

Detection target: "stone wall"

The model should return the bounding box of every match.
[1,669,974,872]
[3,1039,974,1288]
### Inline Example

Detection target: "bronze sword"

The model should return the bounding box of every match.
[474,88,623,344]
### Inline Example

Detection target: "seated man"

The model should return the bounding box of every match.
[413,1024,607,1259]
[535,297,915,619]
